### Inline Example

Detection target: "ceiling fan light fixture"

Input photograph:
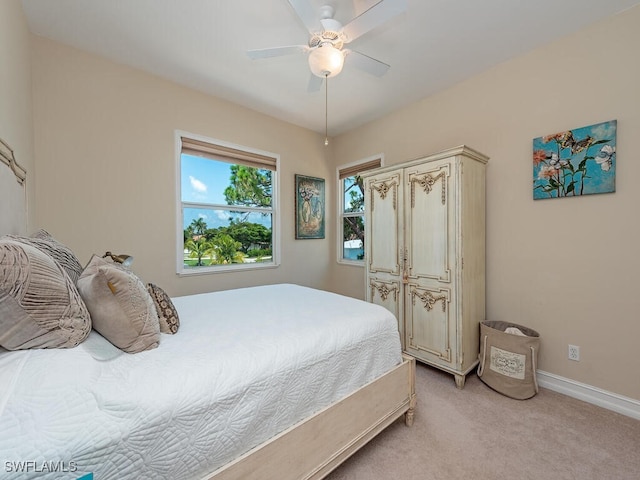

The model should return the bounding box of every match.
[308,43,344,78]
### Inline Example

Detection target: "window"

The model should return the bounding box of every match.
[337,155,382,265]
[177,133,279,274]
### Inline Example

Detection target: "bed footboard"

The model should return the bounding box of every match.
[204,354,416,480]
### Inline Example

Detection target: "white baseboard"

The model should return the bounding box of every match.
[537,370,640,420]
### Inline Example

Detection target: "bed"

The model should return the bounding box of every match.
[0,146,416,480]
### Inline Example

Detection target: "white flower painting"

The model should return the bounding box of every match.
[533,120,616,199]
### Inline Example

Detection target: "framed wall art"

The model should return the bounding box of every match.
[533,119,616,200]
[295,174,325,239]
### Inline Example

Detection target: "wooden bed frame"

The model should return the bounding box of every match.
[1,143,416,480]
[204,354,416,480]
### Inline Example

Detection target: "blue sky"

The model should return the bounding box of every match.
[343,177,364,212]
[181,154,272,231]
[181,154,231,205]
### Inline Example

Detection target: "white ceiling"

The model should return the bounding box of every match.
[20,0,640,136]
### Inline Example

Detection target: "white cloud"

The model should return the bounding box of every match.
[189,175,207,193]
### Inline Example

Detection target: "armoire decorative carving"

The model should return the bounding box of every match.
[363,146,488,388]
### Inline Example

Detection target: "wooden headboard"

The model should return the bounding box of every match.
[0,138,27,235]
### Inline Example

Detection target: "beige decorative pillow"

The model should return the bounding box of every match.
[147,283,180,334]
[22,229,84,284]
[77,255,160,353]
[0,238,91,350]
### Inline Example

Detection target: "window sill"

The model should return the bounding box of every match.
[177,261,279,276]
[337,259,365,268]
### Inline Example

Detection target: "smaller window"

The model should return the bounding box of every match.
[337,156,382,265]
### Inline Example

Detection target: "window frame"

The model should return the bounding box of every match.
[336,154,383,266]
[175,131,280,276]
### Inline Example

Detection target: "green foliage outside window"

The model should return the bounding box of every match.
[183,163,273,268]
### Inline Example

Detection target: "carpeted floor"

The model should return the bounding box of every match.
[325,363,640,480]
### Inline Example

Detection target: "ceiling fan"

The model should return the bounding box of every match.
[247,0,407,92]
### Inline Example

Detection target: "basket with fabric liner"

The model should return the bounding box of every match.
[477,321,541,399]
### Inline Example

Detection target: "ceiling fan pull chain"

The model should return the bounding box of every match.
[324,73,329,146]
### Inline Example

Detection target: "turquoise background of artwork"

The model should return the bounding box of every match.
[533,120,616,199]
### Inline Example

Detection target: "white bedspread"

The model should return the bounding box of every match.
[0,284,402,480]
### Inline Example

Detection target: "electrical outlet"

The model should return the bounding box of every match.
[568,344,580,361]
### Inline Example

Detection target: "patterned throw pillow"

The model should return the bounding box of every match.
[0,238,91,349]
[77,255,160,353]
[147,283,180,334]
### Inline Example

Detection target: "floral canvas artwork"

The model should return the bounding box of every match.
[533,120,616,199]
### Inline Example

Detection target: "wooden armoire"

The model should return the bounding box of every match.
[363,146,488,388]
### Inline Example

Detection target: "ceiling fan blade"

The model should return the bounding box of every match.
[345,50,390,77]
[342,0,408,43]
[247,45,308,60]
[287,0,321,34]
[307,74,324,93]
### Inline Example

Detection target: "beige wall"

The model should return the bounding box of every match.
[13,1,640,401]
[330,6,640,400]
[30,37,333,297]
[0,0,35,233]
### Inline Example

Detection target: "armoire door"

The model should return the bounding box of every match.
[403,160,458,367]
[365,170,404,340]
